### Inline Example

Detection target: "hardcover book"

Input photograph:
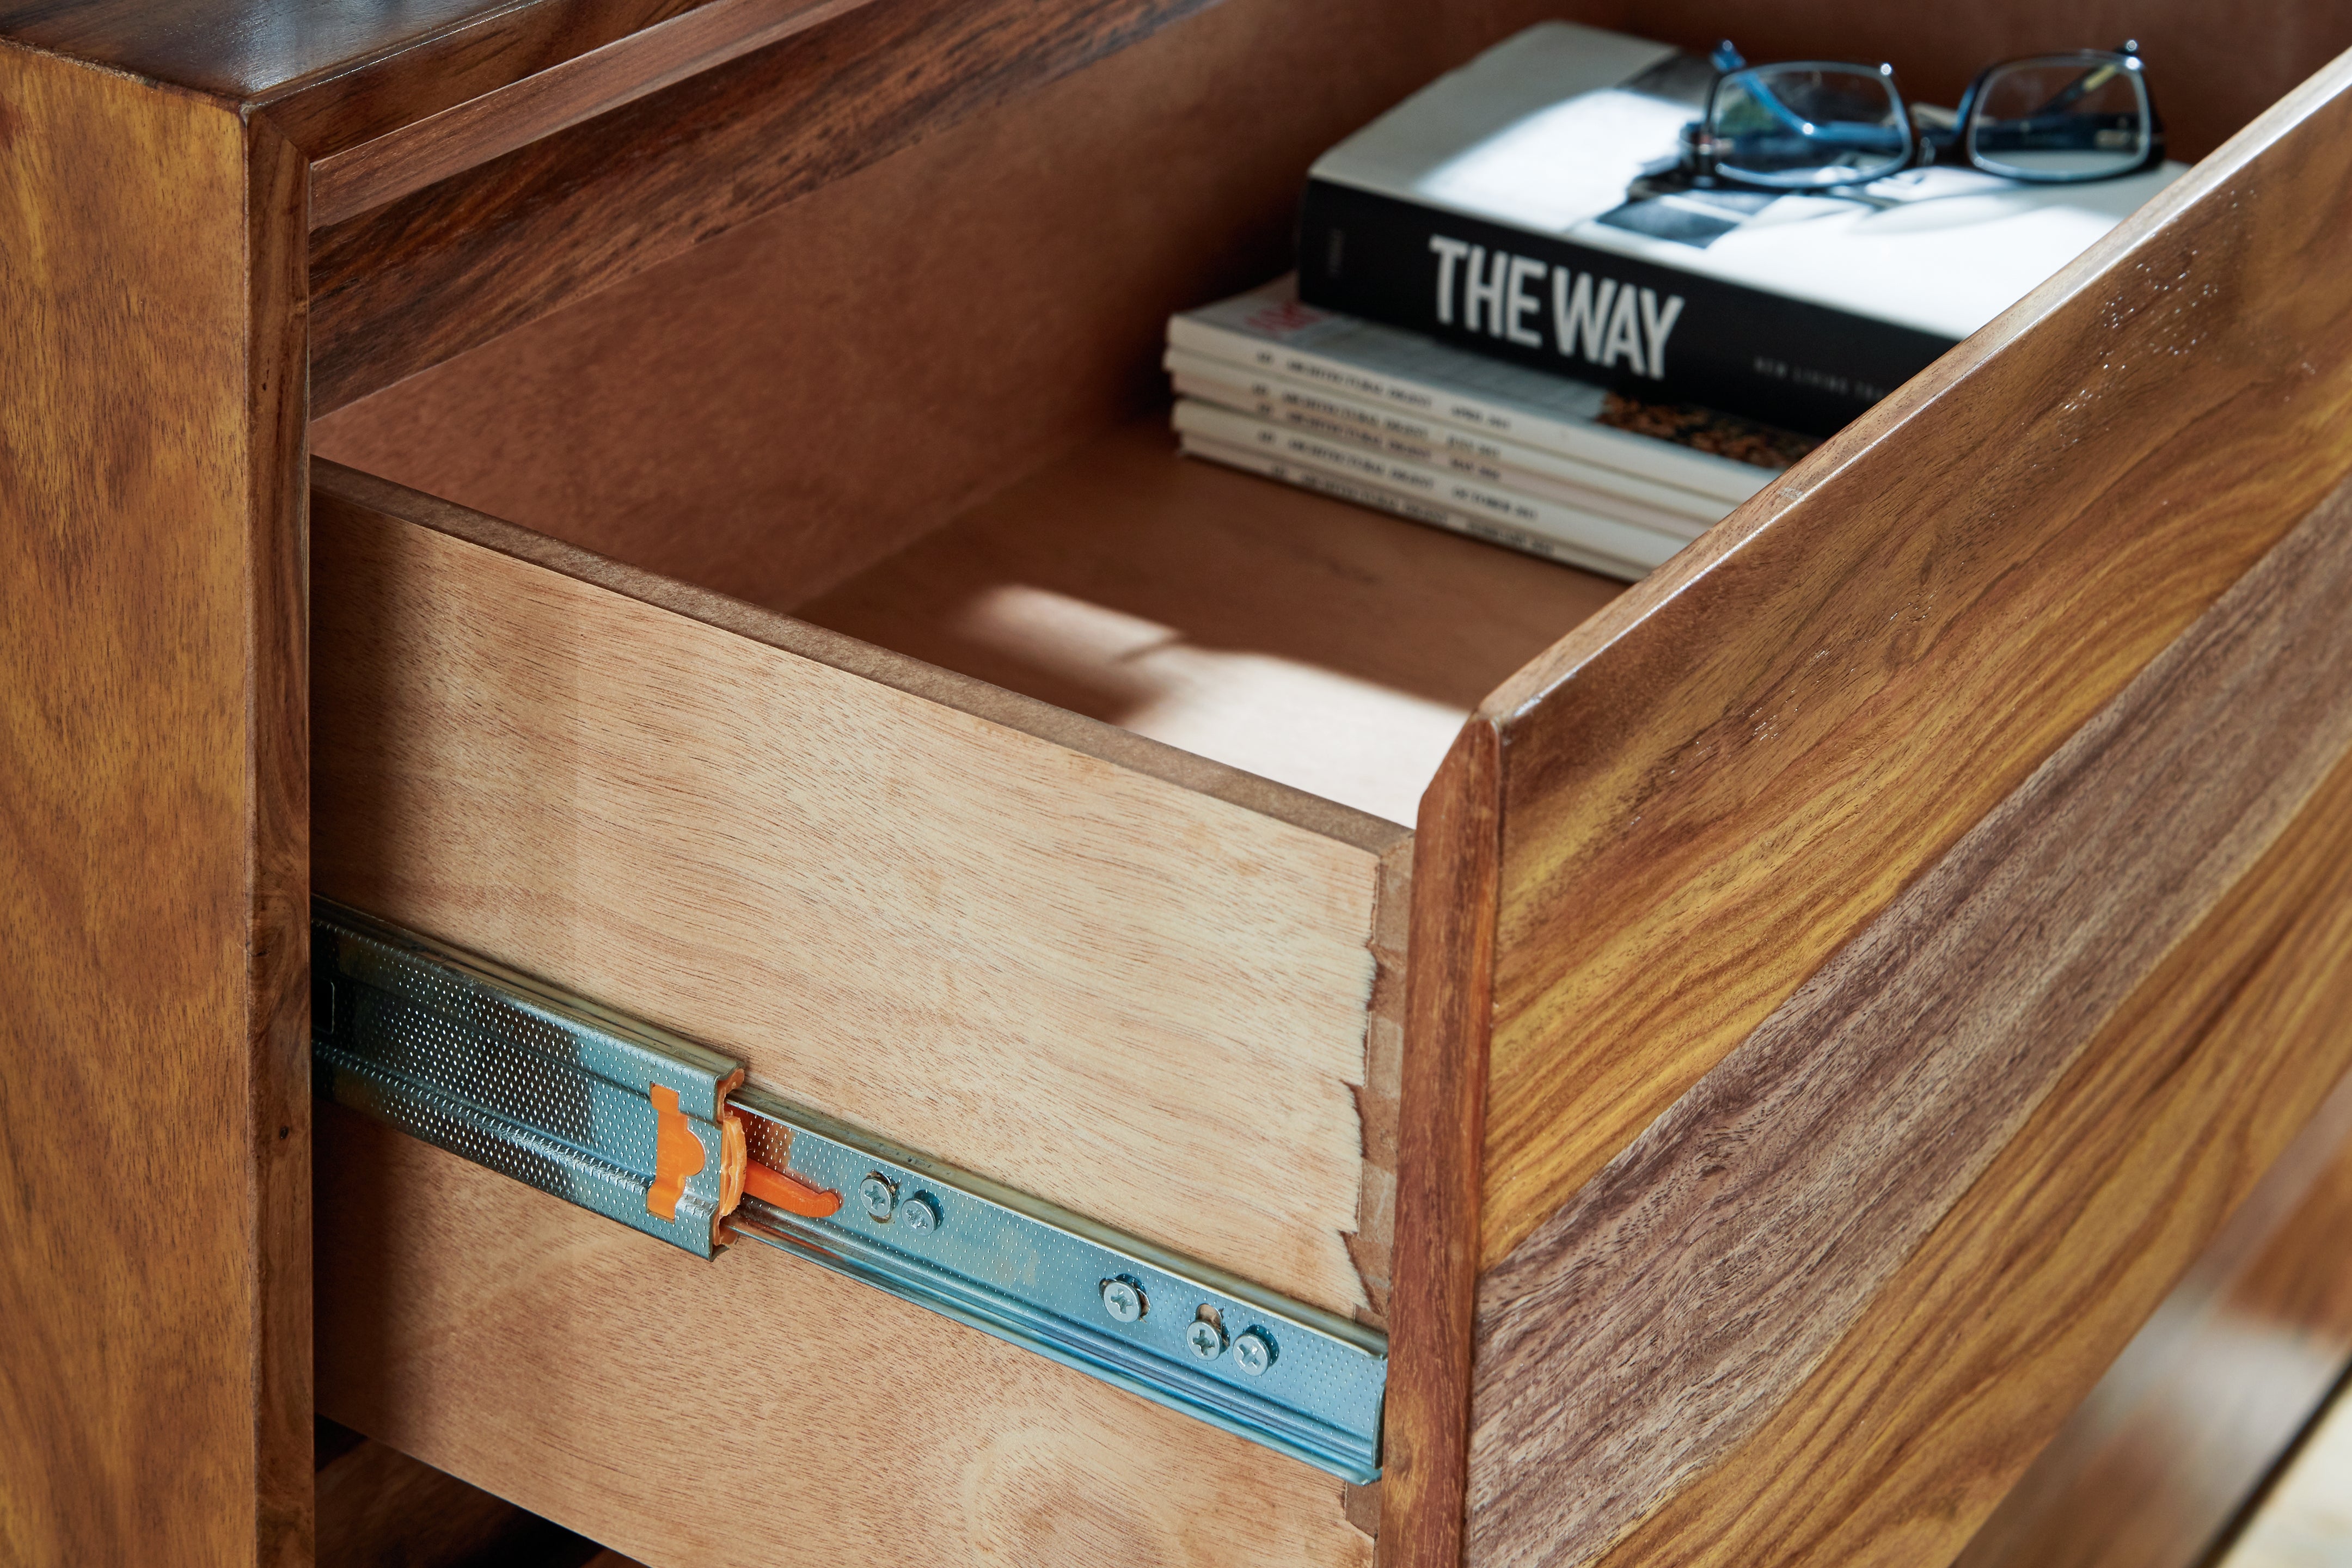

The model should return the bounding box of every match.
[1296,22,2186,432]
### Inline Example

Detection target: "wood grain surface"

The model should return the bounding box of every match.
[0,0,872,169]
[1473,36,2352,1273]
[0,44,310,1567]
[1570,724,2352,1568]
[1464,464,2352,1567]
[304,0,875,228]
[1956,1066,2352,1568]
[310,0,1602,611]
[307,0,1221,412]
[310,462,1401,1319]
[1380,726,1502,1568]
[794,420,1621,828]
[254,0,826,161]
[1352,41,2352,1568]
[316,1105,1374,1568]
[0,0,634,106]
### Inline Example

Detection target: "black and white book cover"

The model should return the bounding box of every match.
[1297,23,2185,432]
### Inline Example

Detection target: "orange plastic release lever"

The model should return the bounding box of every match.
[719,1102,842,1219]
[742,1157,843,1218]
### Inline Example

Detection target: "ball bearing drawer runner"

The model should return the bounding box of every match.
[310,897,1389,1481]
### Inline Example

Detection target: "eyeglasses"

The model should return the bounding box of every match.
[1655,40,2164,193]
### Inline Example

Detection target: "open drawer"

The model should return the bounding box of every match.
[298,5,2352,1568]
[304,402,1620,1564]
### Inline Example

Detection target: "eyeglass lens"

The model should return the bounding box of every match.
[1968,56,2151,180]
[1710,65,1909,188]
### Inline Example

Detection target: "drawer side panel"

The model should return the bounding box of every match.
[316,1107,1374,1568]
[311,484,1390,1318]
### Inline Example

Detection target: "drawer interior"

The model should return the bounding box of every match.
[309,0,1637,832]
[787,416,1620,829]
[307,0,1639,1330]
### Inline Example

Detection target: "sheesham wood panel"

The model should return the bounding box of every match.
[309,463,1403,1320]
[0,0,678,112]
[302,0,876,228]
[1571,732,2352,1568]
[1373,45,2352,1568]
[1464,469,2352,1567]
[1955,1065,2352,1568]
[0,0,868,170]
[1473,45,2352,1272]
[315,1106,1374,1568]
[0,44,310,1566]
[305,0,1225,413]
[1383,728,1502,1568]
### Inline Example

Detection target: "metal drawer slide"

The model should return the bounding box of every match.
[311,899,1387,1483]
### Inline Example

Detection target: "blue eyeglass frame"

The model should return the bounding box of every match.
[1679,42,2165,193]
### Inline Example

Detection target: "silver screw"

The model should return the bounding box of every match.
[901,1192,941,1234]
[1185,1319,1227,1361]
[1233,1330,1274,1376]
[859,1173,897,1221]
[1100,1278,1146,1324]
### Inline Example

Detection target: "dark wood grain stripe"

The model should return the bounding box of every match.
[308,0,1220,413]
[257,0,775,156]
[1461,472,2352,1568]
[1574,729,2352,1568]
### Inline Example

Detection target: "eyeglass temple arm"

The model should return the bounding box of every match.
[2015,44,2146,121]
[1740,77,1816,138]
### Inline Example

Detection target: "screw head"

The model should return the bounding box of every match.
[901,1192,941,1233]
[1232,1330,1275,1377]
[858,1173,897,1221]
[1185,1319,1227,1361]
[1100,1278,1146,1324]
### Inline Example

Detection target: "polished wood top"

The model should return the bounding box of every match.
[0,0,554,100]
[0,0,873,205]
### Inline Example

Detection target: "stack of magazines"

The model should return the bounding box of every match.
[1167,278,1811,581]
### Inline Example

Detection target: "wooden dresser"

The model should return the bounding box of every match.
[8,1,2352,1564]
